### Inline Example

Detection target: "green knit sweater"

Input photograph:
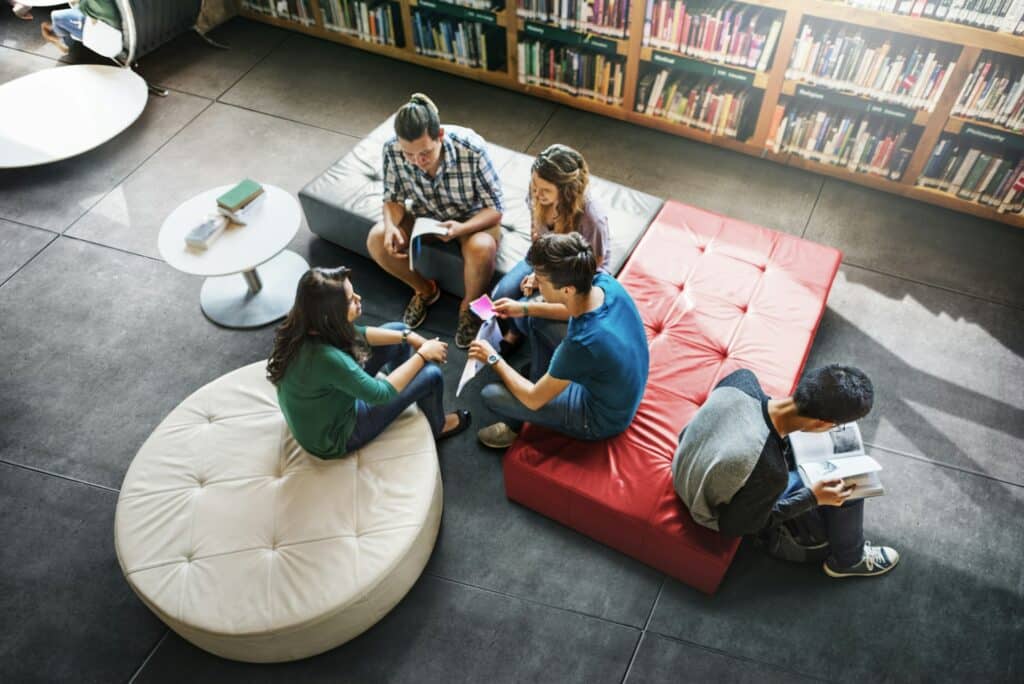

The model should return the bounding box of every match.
[79,0,122,30]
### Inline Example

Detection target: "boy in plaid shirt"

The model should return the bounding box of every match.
[367,93,505,349]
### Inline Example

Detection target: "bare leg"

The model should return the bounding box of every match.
[366,219,435,296]
[458,229,498,311]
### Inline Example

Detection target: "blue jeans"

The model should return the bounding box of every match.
[51,8,85,48]
[481,312,601,440]
[780,469,865,568]
[491,259,534,337]
[345,322,446,451]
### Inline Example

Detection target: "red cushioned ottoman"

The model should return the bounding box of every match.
[502,201,842,594]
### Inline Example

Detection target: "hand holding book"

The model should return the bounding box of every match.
[811,478,857,506]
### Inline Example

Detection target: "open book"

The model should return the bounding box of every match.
[409,218,450,269]
[790,423,885,500]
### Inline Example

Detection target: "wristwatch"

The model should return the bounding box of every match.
[486,352,501,367]
[401,328,411,343]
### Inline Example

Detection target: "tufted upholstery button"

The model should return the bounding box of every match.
[115,361,443,664]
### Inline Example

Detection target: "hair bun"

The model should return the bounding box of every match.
[409,92,439,115]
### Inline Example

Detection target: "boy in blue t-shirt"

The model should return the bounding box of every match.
[469,232,649,448]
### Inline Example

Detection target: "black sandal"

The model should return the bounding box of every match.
[438,410,472,441]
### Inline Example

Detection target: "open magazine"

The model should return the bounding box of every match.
[408,218,450,269]
[790,423,886,500]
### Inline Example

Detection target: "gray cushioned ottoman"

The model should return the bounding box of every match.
[299,118,663,297]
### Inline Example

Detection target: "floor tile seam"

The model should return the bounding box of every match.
[0,44,61,64]
[839,259,1024,313]
[0,230,57,289]
[639,630,830,683]
[800,178,827,240]
[0,457,119,494]
[209,24,293,103]
[523,105,561,153]
[59,233,165,265]
[0,215,59,235]
[212,99,364,142]
[863,440,1024,490]
[422,571,646,631]
[127,629,169,684]
[619,577,665,684]
[59,98,216,237]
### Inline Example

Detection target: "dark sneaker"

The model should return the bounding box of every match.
[403,281,440,329]
[824,542,900,578]
[478,422,518,449]
[455,308,481,349]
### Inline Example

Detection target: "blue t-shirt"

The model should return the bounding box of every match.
[547,273,649,437]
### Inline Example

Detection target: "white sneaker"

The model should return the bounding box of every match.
[477,422,518,449]
[823,542,900,578]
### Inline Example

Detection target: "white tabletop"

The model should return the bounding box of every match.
[158,184,302,277]
[0,65,147,169]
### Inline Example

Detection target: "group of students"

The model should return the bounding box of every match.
[268,93,900,580]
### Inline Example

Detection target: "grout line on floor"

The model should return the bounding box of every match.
[214,100,366,141]
[800,178,827,239]
[211,23,293,103]
[523,106,560,153]
[58,99,216,237]
[864,441,1024,490]
[0,231,57,289]
[646,630,830,683]
[0,43,61,64]
[0,215,59,235]
[127,629,169,684]
[60,233,166,264]
[619,577,664,683]
[0,458,119,494]
[839,260,1024,313]
[424,572,646,632]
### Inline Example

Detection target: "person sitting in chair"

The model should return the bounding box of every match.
[469,232,648,449]
[40,0,121,55]
[490,144,610,358]
[268,266,470,459]
[672,366,900,578]
[366,93,505,349]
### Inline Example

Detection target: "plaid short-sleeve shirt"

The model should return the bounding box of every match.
[382,127,504,221]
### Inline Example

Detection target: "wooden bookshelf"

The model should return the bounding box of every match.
[241,1,1024,228]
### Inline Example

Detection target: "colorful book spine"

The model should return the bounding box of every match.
[517,0,631,38]
[786,19,958,112]
[413,10,498,69]
[839,0,1024,33]
[952,52,1024,133]
[635,66,758,138]
[641,1,784,73]
[321,0,402,46]
[916,133,1024,211]
[768,100,917,180]
[517,38,626,103]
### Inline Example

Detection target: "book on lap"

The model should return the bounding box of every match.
[791,423,886,500]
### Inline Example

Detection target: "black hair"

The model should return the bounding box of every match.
[267,266,367,385]
[793,364,874,424]
[527,232,597,294]
[394,93,441,141]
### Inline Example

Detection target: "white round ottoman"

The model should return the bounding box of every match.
[114,361,442,662]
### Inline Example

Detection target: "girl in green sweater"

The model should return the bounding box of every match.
[268,266,470,458]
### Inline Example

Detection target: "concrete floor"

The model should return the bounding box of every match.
[1,13,1022,684]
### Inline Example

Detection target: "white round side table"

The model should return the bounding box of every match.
[0,65,147,169]
[157,185,308,329]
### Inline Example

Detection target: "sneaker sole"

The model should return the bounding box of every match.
[404,286,441,329]
[822,559,899,578]
[478,435,516,449]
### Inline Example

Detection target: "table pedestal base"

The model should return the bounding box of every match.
[200,250,308,329]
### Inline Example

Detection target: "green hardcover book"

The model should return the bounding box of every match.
[217,179,264,212]
[958,153,992,199]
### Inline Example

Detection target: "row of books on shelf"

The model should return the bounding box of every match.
[516,0,631,38]
[767,102,916,179]
[642,1,783,72]
[787,21,957,112]
[412,11,502,68]
[321,0,402,45]
[952,53,1024,131]
[838,0,1024,33]
[446,0,500,8]
[517,39,626,103]
[243,0,316,23]
[919,134,1024,210]
[636,68,759,137]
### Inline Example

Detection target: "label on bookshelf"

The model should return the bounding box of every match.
[793,84,915,123]
[960,124,1024,152]
[418,0,497,25]
[523,20,618,55]
[650,50,754,87]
